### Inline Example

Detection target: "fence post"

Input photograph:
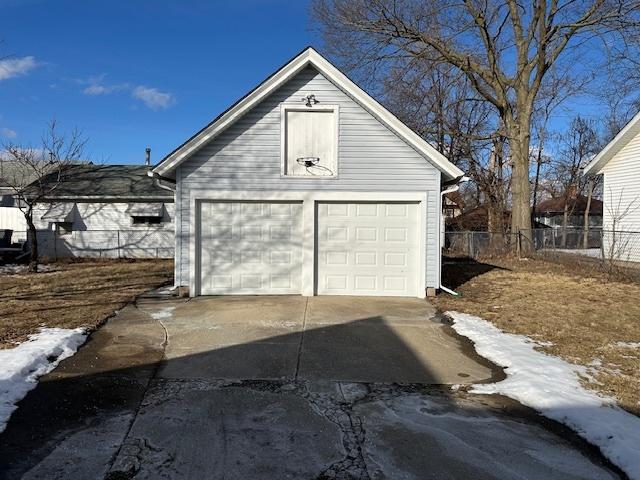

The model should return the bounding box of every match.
[117,230,121,259]
[517,230,522,258]
[551,228,556,250]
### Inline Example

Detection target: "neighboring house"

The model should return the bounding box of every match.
[31,164,175,259]
[584,110,640,262]
[0,161,33,237]
[152,47,464,298]
[446,205,511,232]
[533,195,603,228]
[443,191,465,219]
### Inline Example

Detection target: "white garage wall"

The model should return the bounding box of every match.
[177,65,441,289]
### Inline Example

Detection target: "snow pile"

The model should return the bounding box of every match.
[447,311,640,480]
[0,328,87,432]
[0,264,58,275]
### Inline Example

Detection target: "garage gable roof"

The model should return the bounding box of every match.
[584,109,640,176]
[153,46,464,181]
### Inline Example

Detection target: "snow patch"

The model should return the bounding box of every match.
[0,264,58,275]
[150,306,175,320]
[447,311,640,480]
[0,328,87,432]
[615,341,640,349]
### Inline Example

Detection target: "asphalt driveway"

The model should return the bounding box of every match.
[0,294,621,479]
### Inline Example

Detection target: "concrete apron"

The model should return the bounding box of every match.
[0,295,621,480]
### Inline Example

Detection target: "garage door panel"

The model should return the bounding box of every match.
[317,202,419,297]
[199,202,302,295]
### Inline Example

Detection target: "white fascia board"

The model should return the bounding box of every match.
[584,109,640,176]
[155,47,465,181]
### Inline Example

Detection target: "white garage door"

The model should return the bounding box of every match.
[199,201,303,295]
[317,202,420,296]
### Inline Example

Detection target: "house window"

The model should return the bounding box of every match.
[55,222,73,235]
[131,215,163,226]
[281,105,338,177]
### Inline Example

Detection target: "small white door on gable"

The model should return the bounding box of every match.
[283,106,338,177]
[316,202,420,296]
[199,201,303,295]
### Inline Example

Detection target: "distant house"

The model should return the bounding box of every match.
[0,162,34,237]
[443,191,465,219]
[30,164,175,259]
[533,195,603,229]
[584,110,640,262]
[446,205,512,232]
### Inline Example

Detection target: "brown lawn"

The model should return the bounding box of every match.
[0,259,173,348]
[433,256,640,416]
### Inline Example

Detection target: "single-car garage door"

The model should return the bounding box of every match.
[199,201,303,295]
[316,202,420,296]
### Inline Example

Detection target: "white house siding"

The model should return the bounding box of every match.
[601,134,640,262]
[0,207,27,234]
[177,66,442,288]
[32,201,175,259]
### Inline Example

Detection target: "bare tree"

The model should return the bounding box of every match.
[1,120,87,272]
[312,0,640,252]
[382,62,512,242]
[551,116,599,246]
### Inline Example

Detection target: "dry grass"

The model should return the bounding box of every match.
[0,259,173,348]
[433,256,640,416]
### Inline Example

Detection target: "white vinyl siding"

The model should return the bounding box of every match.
[177,66,441,288]
[601,133,640,262]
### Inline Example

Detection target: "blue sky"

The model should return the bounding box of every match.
[0,0,318,164]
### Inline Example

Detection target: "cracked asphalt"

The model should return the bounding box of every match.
[0,294,623,479]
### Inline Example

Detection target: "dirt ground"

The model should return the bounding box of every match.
[434,256,640,417]
[0,259,173,348]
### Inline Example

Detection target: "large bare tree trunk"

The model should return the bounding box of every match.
[509,129,533,254]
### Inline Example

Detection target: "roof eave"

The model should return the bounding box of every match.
[584,109,640,176]
[153,47,464,181]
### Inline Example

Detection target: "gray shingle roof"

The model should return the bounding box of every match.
[32,164,173,199]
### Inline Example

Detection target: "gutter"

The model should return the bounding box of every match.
[440,176,470,296]
[147,170,176,193]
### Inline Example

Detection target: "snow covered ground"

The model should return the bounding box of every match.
[0,328,87,432]
[447,311,640,480]
[0,264,58,275]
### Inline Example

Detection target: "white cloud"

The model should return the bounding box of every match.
[83,84,114,95]
[79,75,175,110]
[0,127,17,138]
[0,56,38,81]
[131,86,175,110]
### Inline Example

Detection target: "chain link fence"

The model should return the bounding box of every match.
[445,227,640,270]
[4,229,174,260]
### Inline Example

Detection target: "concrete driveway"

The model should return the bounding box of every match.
[0,294,621,480]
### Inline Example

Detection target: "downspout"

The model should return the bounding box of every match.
[440,176,470,296]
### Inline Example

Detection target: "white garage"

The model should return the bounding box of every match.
[154,47,465,298]
[193,194,427,297]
